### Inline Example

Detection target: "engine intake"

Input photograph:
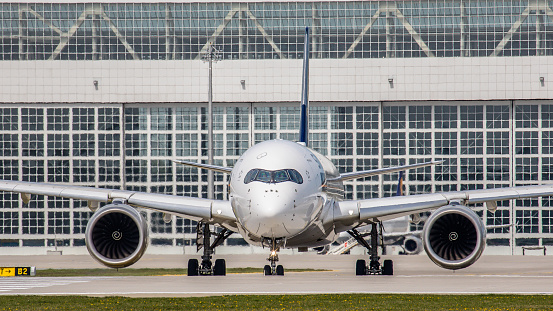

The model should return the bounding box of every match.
[85,203,148,268]
[403,235,422,255]
[423,204,485,270]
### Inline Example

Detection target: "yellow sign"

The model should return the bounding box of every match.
[0,268,15,277]
[0,267,33,277]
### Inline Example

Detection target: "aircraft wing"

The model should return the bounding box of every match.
[335,184,553,230]
[0,179,236,226]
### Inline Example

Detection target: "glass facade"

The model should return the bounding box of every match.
[1,0,553,254]
[0,101,552,251]
[1,1,553,60]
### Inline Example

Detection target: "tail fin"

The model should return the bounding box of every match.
[395,171,405,196]
[299,27,310,146]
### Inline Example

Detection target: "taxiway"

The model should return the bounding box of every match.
[0,254,552,297]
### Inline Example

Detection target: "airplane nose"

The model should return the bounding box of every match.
[243,192,308,238]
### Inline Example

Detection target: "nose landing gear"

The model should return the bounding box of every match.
[263,238,285,276]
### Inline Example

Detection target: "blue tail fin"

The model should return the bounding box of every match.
[396,171,405,196]
[299,27,310,146]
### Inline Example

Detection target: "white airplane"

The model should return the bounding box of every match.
[2,28,553,277]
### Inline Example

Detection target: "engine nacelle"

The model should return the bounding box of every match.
[423,204,486,270]
[85,203,148,268]
[403,235,423,255]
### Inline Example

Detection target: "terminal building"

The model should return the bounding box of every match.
[0,0,553,255]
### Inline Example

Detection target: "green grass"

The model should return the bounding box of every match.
[35,268,327,277]
[1,294,553,310]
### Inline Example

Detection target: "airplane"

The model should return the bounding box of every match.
[328,172,513,256]
[326,172,425,256]
[2,28,553,277]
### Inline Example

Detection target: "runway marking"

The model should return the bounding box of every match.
[0,277,113,293]
[396,274,553,278]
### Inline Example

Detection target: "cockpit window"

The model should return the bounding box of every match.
[273,170,289,183]
[244,169,303,184]
[257,170,272,183]
[288,169,304,184]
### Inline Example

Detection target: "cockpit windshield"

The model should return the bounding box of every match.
[244,169,303,184]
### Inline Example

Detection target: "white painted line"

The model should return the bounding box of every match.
[396,274,553,278]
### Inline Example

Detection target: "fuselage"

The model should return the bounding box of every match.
[229,140,343,247]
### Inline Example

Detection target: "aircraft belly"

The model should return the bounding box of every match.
[284,220,336,248]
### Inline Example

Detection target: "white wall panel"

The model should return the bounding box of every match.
[1,56,552,104]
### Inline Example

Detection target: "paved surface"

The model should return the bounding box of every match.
[0,254,552,297]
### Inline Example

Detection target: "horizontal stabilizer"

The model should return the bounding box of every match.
[173,159,232,174]
[329,160,443,182]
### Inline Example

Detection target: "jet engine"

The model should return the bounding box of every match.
[85,202,148,268]
[402,235,423,255]
[422,204,486,270]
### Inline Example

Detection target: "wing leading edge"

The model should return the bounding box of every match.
[0,179,236,226]
[335,184,553,230]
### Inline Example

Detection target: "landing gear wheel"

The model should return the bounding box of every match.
[382,259,393,276]
[356,259,367,276]
[263,265,272,276]
[214,259,226,276]
[276,265,284,276]
[187,259,199,276]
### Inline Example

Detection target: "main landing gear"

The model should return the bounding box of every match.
[263,238,284,276]
[187,222,232,276]
[348,222,393,276]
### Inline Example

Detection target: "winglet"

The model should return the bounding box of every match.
[299,27,310,146]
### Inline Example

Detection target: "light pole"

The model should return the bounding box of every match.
[201,44,221,201]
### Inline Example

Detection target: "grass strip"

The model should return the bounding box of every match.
[1,294,553,310]
[36,268,328,277]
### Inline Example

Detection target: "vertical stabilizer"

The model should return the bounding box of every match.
[299,27,310,146]
[396,171,405,196]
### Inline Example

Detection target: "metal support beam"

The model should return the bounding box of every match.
[460,1,470,57]
[545,6,553,21]
[344,3,434,59]
[195,7,239,60]
[238,10,248,59]
[24,7,63,35]
[165,5,174,60]
[195,4,285,60]
[395,9,435,57]
[491,6,530,56]
[343,9,381,59]
[101,12,140,60]
[18,8,26,60]
[91,12,101,60]
[312,4,321,58]
[49,9,88,60]
[537,12,545,56]
[245,9,285,59]
[386,10,395,58]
